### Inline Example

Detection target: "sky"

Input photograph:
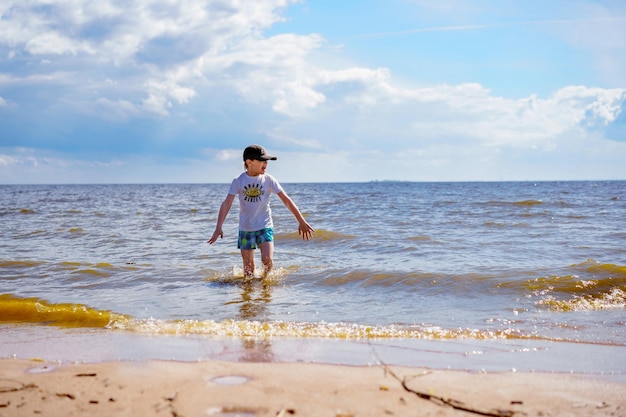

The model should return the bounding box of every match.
[1,0,625,184]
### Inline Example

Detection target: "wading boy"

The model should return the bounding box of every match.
[208,145,314,277]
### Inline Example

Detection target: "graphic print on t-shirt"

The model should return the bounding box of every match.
[243,183,264,203]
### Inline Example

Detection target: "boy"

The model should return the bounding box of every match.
[208,144,314,277]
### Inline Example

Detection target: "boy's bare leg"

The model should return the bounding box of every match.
[259,241,274,277]
[241,249,255,277]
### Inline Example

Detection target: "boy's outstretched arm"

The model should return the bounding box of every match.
[278,191,314,240]
[208,194,235,244]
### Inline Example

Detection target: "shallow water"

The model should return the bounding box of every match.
[1,181,625,375]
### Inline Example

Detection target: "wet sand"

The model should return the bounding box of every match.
[1,358,624,417]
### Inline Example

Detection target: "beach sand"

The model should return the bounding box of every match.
[1,358,624,417]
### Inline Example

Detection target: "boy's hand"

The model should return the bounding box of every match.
[298,222,314,240]
[208,229,223,244]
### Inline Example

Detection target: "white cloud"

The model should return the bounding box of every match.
[140,95,171,118]
[24,32,95,55]
[0,154,17,166]
[197,33,326,116]
[265,70,625,154]
[4,0,623,131]
[0,0,301,117]
[1,0,625,183]
[212,149,241,162]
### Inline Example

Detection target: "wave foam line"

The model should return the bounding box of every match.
[3,294,623,345]
[108,317,523,340]
[1,294,518,340]
[537,287,626,312]
[106,318,624,345]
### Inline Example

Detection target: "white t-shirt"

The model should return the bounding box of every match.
[228,172,284,232]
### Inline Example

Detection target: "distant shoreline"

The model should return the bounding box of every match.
[1,179,625,186]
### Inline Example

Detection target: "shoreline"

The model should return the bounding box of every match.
[2,325,625,415]
[2,324,625,382]
[1,357,624,417]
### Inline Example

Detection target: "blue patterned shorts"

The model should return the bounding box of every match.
[238,228,274,250]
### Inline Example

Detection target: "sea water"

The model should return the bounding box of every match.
[1,182,624,378]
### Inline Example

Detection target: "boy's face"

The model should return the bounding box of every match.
[246,159,268,176]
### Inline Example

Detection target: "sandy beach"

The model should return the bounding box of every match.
[1,358,624,417]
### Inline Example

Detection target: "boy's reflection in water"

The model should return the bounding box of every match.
[224,277,274,362]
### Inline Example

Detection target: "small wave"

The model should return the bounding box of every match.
[409,235,431,241]
[484,221,506,228]
[514,200,543,206]
[523,260,626,311]
[11,230,50,239]
[2,294,511,340]
[524,260,625,290]
[2,259,139,275]
[63,261,137,277]
[2,294,620,344]
[59,261,83,268]
[525,275,625,296]
[277,229,355,242]
[314,270,439,288]
[108,317,520,340]
[309,270,497,296]
[23,230,49,237]
[538,288,626,312]
[70,268,112,277]
[0,259,46,268]
[0,294,122,328]
[476,200,543,207]
[105,317,622,345]
[577,260,626,277]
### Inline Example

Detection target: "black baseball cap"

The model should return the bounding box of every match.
[243,144,277,161]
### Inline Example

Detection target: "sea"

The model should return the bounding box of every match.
[1,181,625,379]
